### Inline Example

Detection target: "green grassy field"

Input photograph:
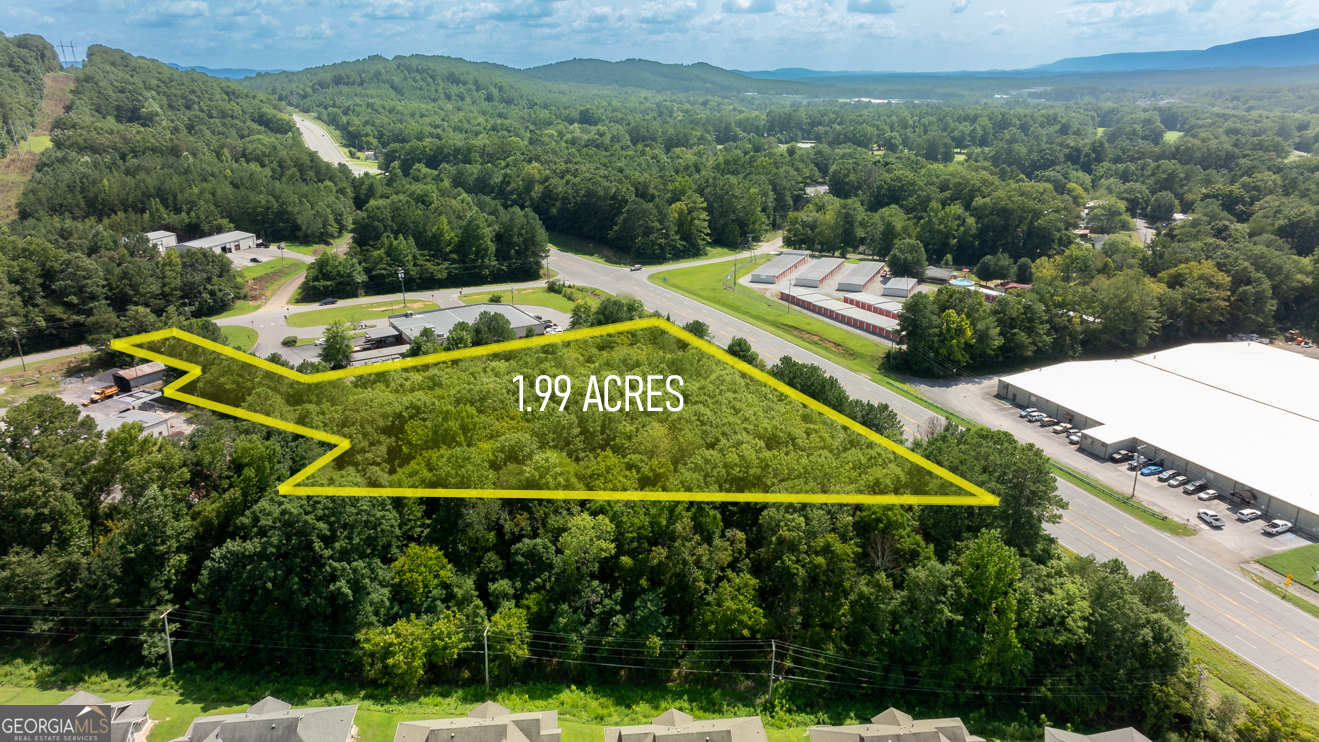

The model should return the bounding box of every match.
[27,135,52,153]
[1163,130,1184,142]
[209,262,307,320]
[286,300,437,328]
[651,255,889,379]
[460,288,577,312]
[1258,544,1319,591]
[1241,570,1319,621]
[1187,627,1319,739]
[550,232,746,268]
[221,327,258,352]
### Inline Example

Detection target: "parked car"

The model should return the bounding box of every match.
[545,327,563,334]
[1019,407,1038,418]
[1027,411,1047,421]
[1236,509,1262,522]
[1197,510,1226,528]
[1127,457,1147,471]
[1052,423,1073,434]
[1067,432,1082,444]
[1110,450,1134,463]
[1197,489,1219,501]
[1167,476,1189,487]
[532,315,543,321]
[1263,520,1293,535]
[1157,469,1179,482]
[319,297,338,305]
[630,264,643,271]
[1038,417,1058,427]
[1182,480,1207,494]
[249,257,263,263]
[314,338,326,346]
[1140,465,1163,476]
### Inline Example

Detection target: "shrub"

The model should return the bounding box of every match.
[281,336,297,347]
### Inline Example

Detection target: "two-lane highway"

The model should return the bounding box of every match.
[547,246,1319,699]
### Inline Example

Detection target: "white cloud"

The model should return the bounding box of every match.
[292,16,334,36]
[989,22,1008,33]
[126,0,210,26]
[635,0,700,26]
[847,0,896,14]
[723,0,775,13]
[950,0,968,11]
[984,8,1005,16]
[1187,0,1215,11]
[355,0,431,20]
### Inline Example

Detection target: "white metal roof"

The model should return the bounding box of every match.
[751,253,806,279]
[145,230,176,240]
[180,231,256,249]
[797,258,845,282]
[837,261,884,290]
[846,293,903,311]
[389,303,541,341]
[1001,342,1319,510]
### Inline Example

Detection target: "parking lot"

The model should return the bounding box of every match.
[915,376,1316,564]
[224,245,314,269]
[58,369,190,436]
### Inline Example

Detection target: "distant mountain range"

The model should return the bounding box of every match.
[1031,27,1319,73]
[744,27,1319,79]
[166,64,287,79]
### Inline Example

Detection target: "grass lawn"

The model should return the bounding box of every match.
[1257,544,1319,592]
[27,135,52,153]
[652,255,888,379]
[221,327,258,352]
[286,299,437,328]
[1187,627,1319,738]
[209,262,307,320]
[460,288,578,313]
[1163,130,1184,142]
[1241,570,1319,621]
[0,353,96,408]
[239,259,303,281]
[550,231,747,268]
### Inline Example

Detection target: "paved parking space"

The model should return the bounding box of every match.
[226,246,313,269]
[914,375,1317,566]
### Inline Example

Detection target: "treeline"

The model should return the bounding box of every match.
[0,326,1223,736]
[0,33,58,158]
[0,44,357,351]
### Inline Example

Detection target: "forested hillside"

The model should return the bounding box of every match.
[0,45,354,351]
[0,33,59,157]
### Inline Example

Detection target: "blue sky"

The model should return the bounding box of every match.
[5,0,1318,73]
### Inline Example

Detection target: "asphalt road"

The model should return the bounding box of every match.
[545,249,1319,699]
[289,114,375,176]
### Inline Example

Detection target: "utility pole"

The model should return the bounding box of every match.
[483,624,490,691]
[396,268,407,310]
[12,328,25,372]
[1196,664,1206,691]
[767,640,776,704]
[161,609,174,673]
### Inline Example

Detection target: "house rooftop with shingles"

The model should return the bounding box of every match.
[605,709,767,742]
[807,708,985,742]
[393,702,561,742]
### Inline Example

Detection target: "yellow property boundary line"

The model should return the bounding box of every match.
[111,318,997,505]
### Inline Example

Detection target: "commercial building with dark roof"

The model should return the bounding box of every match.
[62,691,154,742]
[170,696,357,742]
[394,702,561,742]
[605,709,766,742]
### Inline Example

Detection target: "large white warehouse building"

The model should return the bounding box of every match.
[998,343,1319,536]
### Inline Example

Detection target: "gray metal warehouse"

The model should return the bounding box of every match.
[750,251,809,284]
[837,261,885,292]
[794,257,845,288]
[998,343,1319,536]
[389,304,545,343]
